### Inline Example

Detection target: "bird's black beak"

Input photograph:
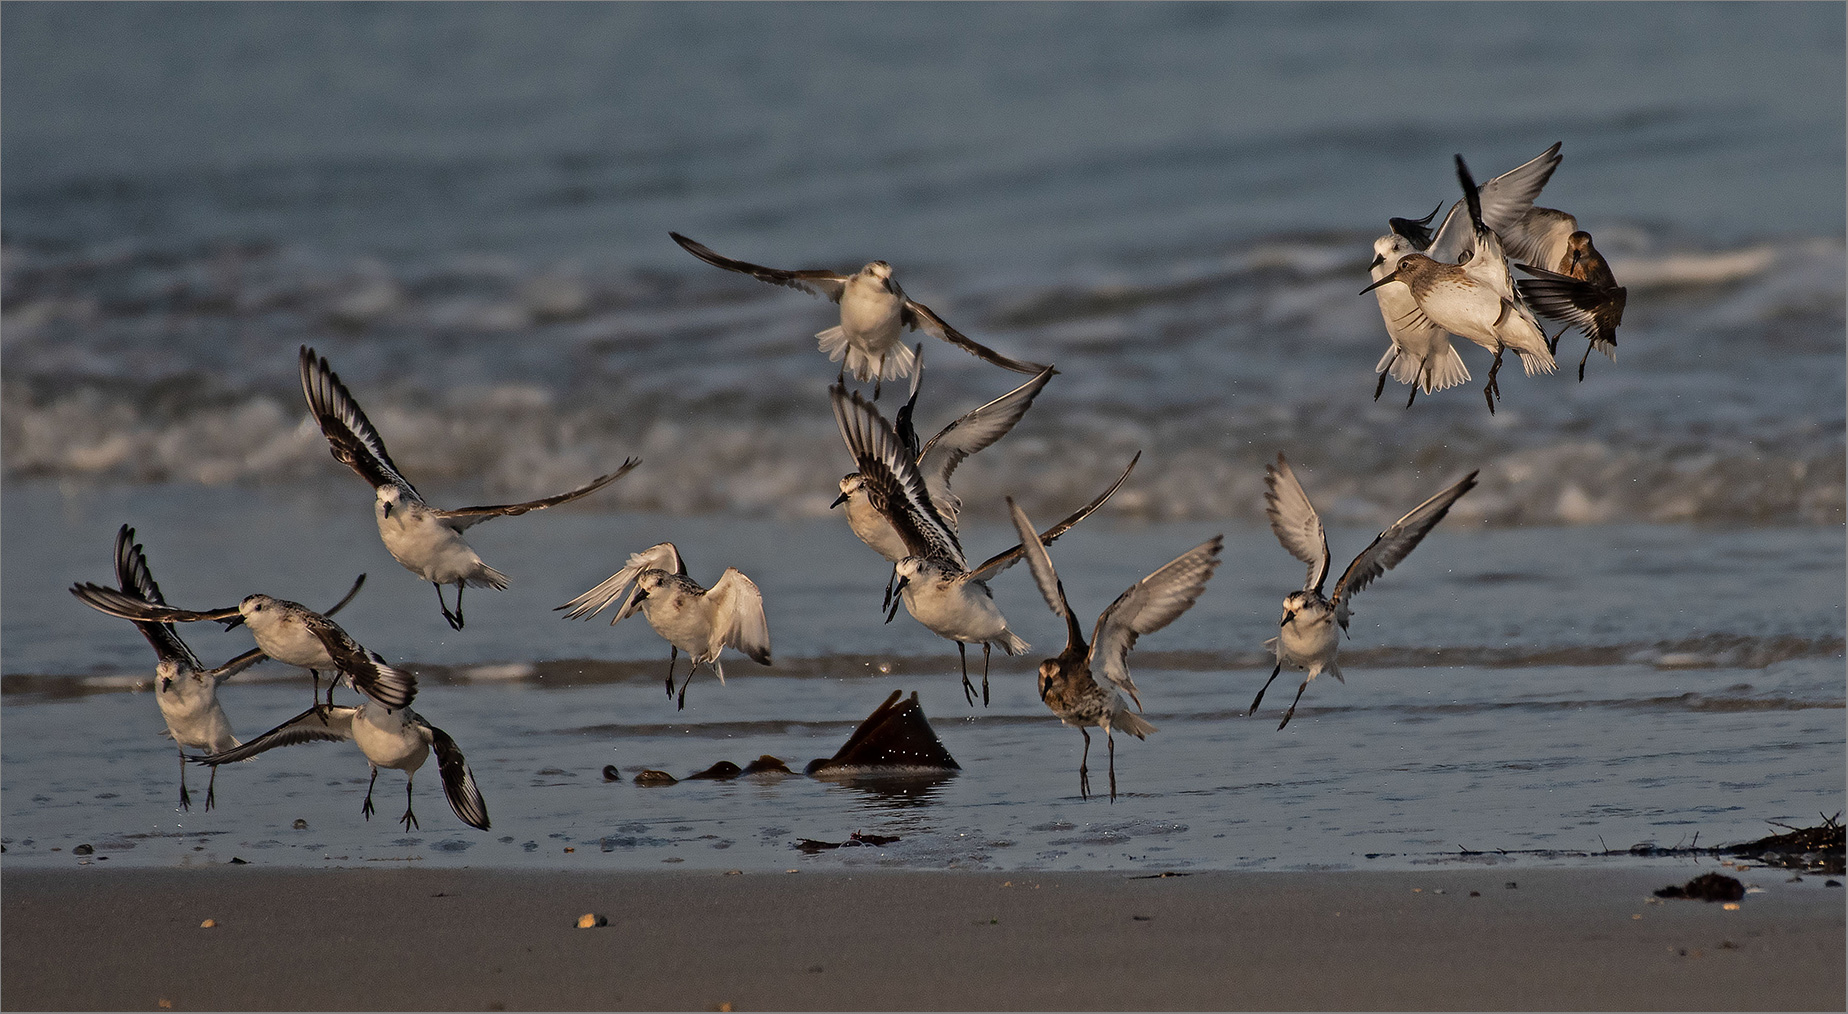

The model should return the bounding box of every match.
[830,491,849,509]
[221,615,246,631]
[1369,253,1385,270]
[1359,271,1399,295]
[1038,676,1051,702]
[1280,610,1294,628]
[884,579,908,623]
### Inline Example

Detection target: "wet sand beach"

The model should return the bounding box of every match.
[4,867,1842,1011]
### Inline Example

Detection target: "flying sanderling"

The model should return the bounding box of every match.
[1361,155,1556,413]
[1514,234,1628,381]
[194,701,489,832]
[1006,498,1221,801]
[834,344,1055,607]
[1251,453,1478,730]
[670,232,1048,395]
[71,583,415,715]
[557,542,771,710]
[832,383,1135,705]
[300,346,640,630]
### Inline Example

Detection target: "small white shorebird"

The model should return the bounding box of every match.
[193,696,490,832]
[833,384,1136,706]
[557,543,771,710]
[1251,453,1478,730]
[1362,155,1556,413]
[79,526,255,811]
[70,583,415,715]
[1369,142,1563,405]
[670,232,1048,394]
[833,344,1056,607]
[1007,498,1222,801]
[300,346,640,630]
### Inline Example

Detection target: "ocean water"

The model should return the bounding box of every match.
[2,3,1843,872]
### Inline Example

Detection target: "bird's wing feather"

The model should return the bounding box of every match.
[1427,143,1562,264]
[196,705,355,765]
[555,543,684,623]
[899,297,1050,375]
[110,525,206,669]
[919,365,1055,532]
[201,646,267,684]
[70,584,240,624]
[1515,265,1623,353]
[1089,535,1224,710]
[1264,454,1330,594]
[707,568,772,666]
[831,384,965,567]
[1332,471,1480,628]
[299,345,422,501]
[966,452,1139,582]
[422,720,491,831]
[436,458,640,529]
[670,232,849,301]
[302,615,417,709]
[1006,498,1086,655]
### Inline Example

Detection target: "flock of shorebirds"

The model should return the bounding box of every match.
[70,142,1626,826]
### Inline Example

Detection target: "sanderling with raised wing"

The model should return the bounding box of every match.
[300,346,639,630]
[1362,155,1556,413]
[1251,453,1478,730]
[833,344,1055,606]
[1516,234,1628,381]
[670,232,1047,395]
[194,702,489,831]
[832,383,1136,705]
[1369,143,1564,404]
[1006,499,1221,801]
[71,584,414,714]
[557,542,771,710]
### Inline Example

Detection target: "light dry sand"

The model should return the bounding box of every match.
[3,866,1841,1011]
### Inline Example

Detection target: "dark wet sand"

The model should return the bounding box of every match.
[3,866,1841,1011]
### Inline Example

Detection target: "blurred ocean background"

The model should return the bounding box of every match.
[3,3,1842,872]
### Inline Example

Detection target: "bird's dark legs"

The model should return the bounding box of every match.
[981,643,992,706]
[361,768,380,820]
[958,642,975,706]
[433,582,464,631]
[205,764,219,812]
[882,566,898,614]
[400,775,419,831]
[675,661,697,711]
[1107,732,1118,803]
[1373,365,1390,401]
[1577,341,1594,382]
[1078,728,1092,800]
[177,748,192,811]
[663,646,679,700]
[1406,382,1419,409]
[1483,348,1505,414]
[1249,663,1283,717]
[1278,678,1313,730]
[1548,323,1567,356]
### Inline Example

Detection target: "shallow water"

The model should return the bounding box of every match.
[2,5,1843,872]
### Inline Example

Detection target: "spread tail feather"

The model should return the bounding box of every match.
[465,566,509,590]
[995,631,1029,656]
[1110,705,1158,740]
[1421,344,1472,393]
[1517,347,1558,376]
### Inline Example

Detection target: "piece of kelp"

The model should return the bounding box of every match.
[806,690,960,776]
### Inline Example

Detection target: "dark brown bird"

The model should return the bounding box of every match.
[1516,229,1628,380]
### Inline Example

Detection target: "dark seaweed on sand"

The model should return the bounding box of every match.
[1719,812,1844,874]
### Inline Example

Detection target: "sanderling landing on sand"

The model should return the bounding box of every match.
[833,344,1056,609]
[1251,453,1478,730]
[300,346,640,630]
[71,582,414,715]
[194,698,490,832]
[670,232,1047,395]
[1362,155,1557,413]
[1007,498,1221,801]
[557,542,771,710]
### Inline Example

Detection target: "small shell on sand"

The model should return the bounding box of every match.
[576,913,608,929]
[200,919,217,928]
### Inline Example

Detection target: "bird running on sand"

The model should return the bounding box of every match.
[70,583,414,716]
[670,232,1048,395]
[1361,155,1556,413]
[557,542,771,710]
[1368,142,1564,404]
[195,693,490,832]
[1251,454,1478,730]
[1007,498,1222,801]
[832,383,1136,706]
[300,346,640,630]
[74,526,356,811]
[834,344,1056,607]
